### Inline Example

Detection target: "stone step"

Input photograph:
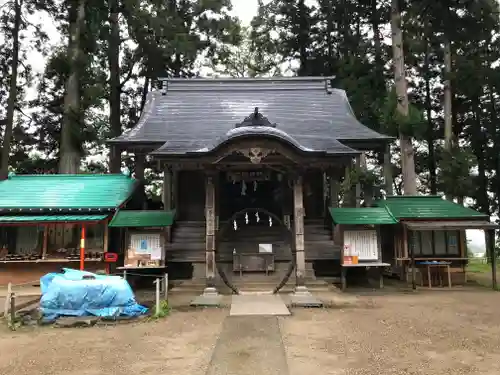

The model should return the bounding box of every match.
[170,283,333,294]
[170,279,333,293]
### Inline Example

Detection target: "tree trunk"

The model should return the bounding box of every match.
[59,0,86,174]
[472,103,489,216]
[383,144,394,195]
[140,76,150,115]
[390,0,417,195]
[443,38,453,150]
[489,88,500,223]
[371,0,393,195]
[108,0,122,173]
[0,0,22,180]
[424,34,437,194]
[297,0,309,75]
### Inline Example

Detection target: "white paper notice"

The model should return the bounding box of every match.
[150,247,162,260]
[259,244,272,253]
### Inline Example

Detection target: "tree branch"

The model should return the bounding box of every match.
[119,51,141,89]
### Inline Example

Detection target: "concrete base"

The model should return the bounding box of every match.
[290,286,323,308]
[305,261,316,280]
[230,294,290,316]
[190,287,223,307]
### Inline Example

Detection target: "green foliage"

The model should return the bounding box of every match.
[208,27,282,77]
[437,146,476,200]
[150,300,170,319]
[342,167,379,192]
[381,87,426,139]
[4,314,22,331]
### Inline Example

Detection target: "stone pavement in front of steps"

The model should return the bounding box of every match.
[205,295,291,375]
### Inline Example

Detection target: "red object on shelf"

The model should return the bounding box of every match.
[104,253,118,263]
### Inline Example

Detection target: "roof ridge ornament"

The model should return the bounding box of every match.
[235,107,277,128]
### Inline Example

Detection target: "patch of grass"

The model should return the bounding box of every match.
[467,260,499,274]
[465,260,500,291]
[4,315,22,331]
[150,300,171,319]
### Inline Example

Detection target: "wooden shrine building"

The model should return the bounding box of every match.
[107,77,393,303]
[0,174,138,285]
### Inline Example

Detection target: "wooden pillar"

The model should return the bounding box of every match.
[343,162,355,207]
[135,153,146,209]
[135,153,145,181]
[172,170,179,210]
[162,167,172,210]
[281,173,292,229]
[103,220,110,273]
[205,173,217,290]
[488,229,497,290]
[355,154,363,208]
[328,171,340,209]
[328,170,339,236]
[163,167,173,242]
[293,174,306,286]
[103,221,109,252]
[41,225,48,260]
[80,226,86,271]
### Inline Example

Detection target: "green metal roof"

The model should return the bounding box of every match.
[329,207,398,225]
[0,215,108,223]
[375,196,487,220]
[109,210,176,227]
[0,174,137,210]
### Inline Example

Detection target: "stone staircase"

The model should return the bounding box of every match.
[170,268,335,295]
[168,218,339,294]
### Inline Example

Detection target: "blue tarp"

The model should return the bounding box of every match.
[40,268,148,320]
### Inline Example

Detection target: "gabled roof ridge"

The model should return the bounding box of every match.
[159,76,336,82]
[384,195,444,200]
[6,173,132,178]
[383,205,399,222]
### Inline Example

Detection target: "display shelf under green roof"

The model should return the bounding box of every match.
[0,215,108,223]
[109,210,176,227]
[375,196,487,220]
[0,174,137,211]
[329,207,398,225]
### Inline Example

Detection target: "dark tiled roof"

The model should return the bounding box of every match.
[110,78,391,155]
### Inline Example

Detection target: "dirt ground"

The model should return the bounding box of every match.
[1,288,500,375]
[0,305,227,375]
[282,288,500,375]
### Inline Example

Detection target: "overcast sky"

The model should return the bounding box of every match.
[232,0,259,25]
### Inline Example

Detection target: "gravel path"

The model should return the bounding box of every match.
[205,316,289,375]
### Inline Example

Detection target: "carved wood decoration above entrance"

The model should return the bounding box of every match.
[235,107,277,128]
[238,147,274,164]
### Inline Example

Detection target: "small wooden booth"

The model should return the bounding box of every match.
[329,207,396,290]
[375,196,498,289]
[109,209,175,288]
[403,220,498,289]
[0,173,137,286]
